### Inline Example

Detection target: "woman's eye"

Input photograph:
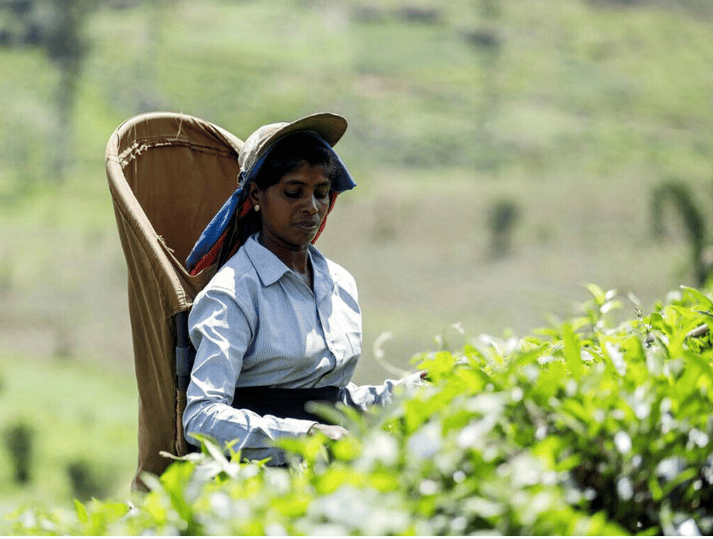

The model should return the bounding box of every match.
[316,188,330,199]
[284,190,301,199]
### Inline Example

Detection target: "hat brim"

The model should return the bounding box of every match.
[239,112,352,189]
[258,112,347,155]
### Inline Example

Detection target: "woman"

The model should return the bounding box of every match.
[183,113,423,465]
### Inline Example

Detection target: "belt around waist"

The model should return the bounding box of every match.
[231,385,344,423]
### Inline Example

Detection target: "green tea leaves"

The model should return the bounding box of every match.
[6,285,713,535]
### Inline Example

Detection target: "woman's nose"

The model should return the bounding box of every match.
[304,194,319,213]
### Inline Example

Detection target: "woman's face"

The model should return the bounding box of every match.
[250,162,331,253]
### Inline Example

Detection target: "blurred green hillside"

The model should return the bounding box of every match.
[2,0,713,370]
[3,0,713,370]
[1,0,713,506]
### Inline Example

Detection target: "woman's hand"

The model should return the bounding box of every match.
[308,423,349,440]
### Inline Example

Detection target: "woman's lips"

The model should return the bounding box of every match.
[294,220,319,232]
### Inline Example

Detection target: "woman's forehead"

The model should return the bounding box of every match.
[276,163,331,184]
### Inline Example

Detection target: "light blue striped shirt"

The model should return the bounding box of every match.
[184,234,420,464]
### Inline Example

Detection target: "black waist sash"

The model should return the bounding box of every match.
[231,385,344,423]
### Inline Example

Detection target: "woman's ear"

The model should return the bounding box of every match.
[248,182,261,208]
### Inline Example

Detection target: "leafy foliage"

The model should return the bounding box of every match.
[5,285,713,535]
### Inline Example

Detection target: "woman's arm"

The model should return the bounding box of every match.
[183,287,316,462]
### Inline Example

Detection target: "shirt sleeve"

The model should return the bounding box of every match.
[183,286,316,462]
[342,371,426,410]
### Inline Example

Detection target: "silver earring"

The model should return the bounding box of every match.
[254,204,260,211]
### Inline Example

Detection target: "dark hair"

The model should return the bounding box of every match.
[253,132,338,189]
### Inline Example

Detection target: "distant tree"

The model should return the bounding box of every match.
[487,198,520,260]
[3,422,34,485]
[45,0,93,182]
[0,0,97,182]
[650,180,711,287]
[66,458,113,501]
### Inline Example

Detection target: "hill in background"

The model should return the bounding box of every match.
[0,0,712,379]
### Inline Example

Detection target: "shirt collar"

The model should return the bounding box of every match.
[244,234,334,293]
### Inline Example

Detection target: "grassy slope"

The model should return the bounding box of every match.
[0,0,712,511]
[0,354,137,513]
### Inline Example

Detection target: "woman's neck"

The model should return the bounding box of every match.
[257,232,311,274]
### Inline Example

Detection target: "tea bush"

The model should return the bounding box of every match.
[5,285,713,535]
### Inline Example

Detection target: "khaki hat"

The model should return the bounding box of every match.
[238,112,348,181]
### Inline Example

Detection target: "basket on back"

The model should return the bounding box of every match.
[105,112,243,489]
